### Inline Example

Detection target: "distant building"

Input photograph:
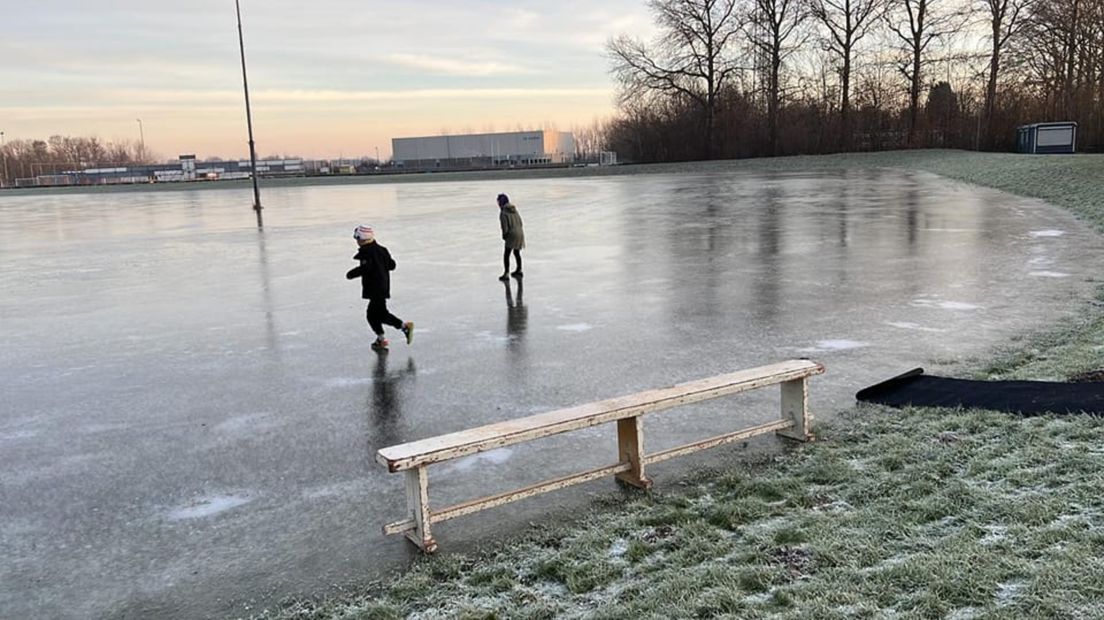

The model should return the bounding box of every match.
[392,130,576,169]
[20,155,304,187]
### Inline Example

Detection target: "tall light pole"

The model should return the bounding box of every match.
[236,0,262,214]
[136,119,145,160]
[0,131,8,188]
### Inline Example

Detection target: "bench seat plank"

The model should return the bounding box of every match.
[376,359,824,472]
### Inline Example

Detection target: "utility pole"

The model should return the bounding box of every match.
[236,0,262,215]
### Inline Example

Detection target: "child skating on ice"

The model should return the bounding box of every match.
[346,225,413,351]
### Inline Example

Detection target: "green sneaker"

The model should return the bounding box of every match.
[402,321,415,345]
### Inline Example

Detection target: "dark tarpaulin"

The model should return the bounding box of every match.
[856,368,1104,415]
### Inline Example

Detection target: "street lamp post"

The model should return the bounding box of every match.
[236,0,262,215]
[136,119,145,161]
[0,131,8,188]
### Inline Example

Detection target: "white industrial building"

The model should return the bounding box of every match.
[392,130,575,168]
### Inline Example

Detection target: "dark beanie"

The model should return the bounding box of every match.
[497,193,509,206]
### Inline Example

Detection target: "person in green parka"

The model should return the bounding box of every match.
[497,193,525,281]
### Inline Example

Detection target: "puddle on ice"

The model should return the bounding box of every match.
[1029,271,1071,278]
[1029,229,1066,238]
[167,494,253,521]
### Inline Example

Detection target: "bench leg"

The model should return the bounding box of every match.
[403,466,437,553]
[777,378,814,442]
[615,416,652,489]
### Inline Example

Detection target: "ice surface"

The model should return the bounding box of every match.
[3,168,1104,618]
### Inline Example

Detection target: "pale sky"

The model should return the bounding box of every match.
[0,1,654,160]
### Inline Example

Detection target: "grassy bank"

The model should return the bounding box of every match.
[257,151,1104,620]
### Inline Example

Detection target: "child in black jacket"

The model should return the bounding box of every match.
[346,225,413,350]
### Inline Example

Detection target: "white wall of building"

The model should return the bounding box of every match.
[392,130,575,163]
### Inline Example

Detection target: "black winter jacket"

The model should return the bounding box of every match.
[346,242,396,299]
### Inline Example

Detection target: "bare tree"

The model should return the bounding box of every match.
[572,119,610,161]
[808,0,887,148]
[886,0,969,145]
[747,0,810,155]
[608,0,745,158]
[980,0,1034,147]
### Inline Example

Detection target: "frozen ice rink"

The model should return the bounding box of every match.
[3,168,1103,618]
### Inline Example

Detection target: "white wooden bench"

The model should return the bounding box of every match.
[376,359,825,552]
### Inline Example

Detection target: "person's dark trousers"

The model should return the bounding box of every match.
[503,247,521,273]
[367,298,403,335]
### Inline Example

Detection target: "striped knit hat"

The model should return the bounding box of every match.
[353,225,374,241]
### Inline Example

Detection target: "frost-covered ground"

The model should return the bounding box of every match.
[254,150,1104,620]
[267,410,1104,620]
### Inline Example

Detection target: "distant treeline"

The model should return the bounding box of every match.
[0,136,154,186]
[593,0,1104,162]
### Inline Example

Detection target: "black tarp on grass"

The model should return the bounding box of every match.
[856,368,1104,415]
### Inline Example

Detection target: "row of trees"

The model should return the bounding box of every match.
[0,136,155,186]
[604,0,1104,161]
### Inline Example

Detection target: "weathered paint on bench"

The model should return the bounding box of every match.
[377,359,824,552]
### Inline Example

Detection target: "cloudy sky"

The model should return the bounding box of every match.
[1,1,654,159]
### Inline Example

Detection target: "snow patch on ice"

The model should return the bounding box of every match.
[0,429,38,441]
[885,321,947,333]
[1029,270,1070,278]
[1029,229,1065,238]
[79,423,130,435]
[215,412,278,434]
[557,323,594,332]
[324,377,373,388]
[446,448,515,472]
[475,330,510,343]
[168,494,253,521]
[303,479,368,500]
[798,339,868,352]
[912,299,982,311]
